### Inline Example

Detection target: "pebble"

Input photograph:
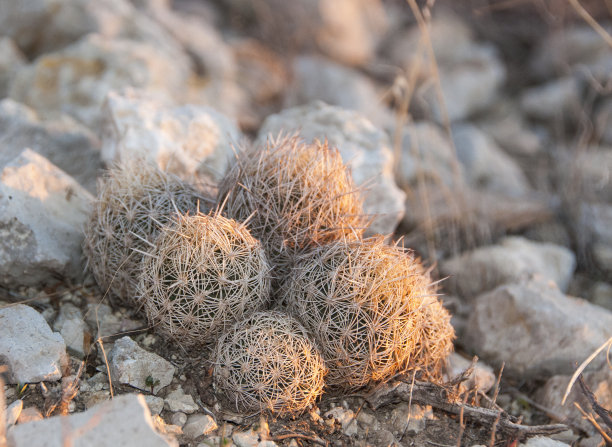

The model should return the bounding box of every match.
[182,413,218,440]
[164,386,198,414]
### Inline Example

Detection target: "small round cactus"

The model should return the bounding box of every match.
[283,237,452,389]
[217,135,365,276]
[83,160,209,307]
[212,311,326,416]
[139,213,271,349]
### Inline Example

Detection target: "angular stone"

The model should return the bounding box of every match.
[144,395,165,415]
[285,56,390,126]
[108,337,174,394]
[520,77,581,122]
[182,413,218,439]
[0,304,67,384]
[324,407,358,436]
[450,123,530,197]
[0,149,93,287]
[0,38,25,98]
[0,99,101,193]
[16,407,43,424]
[465,279,612,378]
[259,101,405,235]
[7,394,177,447]
[396,121,459,189]
[5,399,23,427]
[536,369,612,437]
[53,303,86,358]
[445,353,496,394]
[9,33,190,129]
[441,236,576,300]
[101,90,241,182]
[520,437,570,447]
[164,386,198,414]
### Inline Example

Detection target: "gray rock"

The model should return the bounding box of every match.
[465,279,612,378]
[9,33,190,130]
[225,0,387,67]
[386,403,433,435]
[84,303,141,339]
[530,24,612,80]
[520,437,570,447]
[0,304,67,384]
[0,38,25,98]
[164,386,198,414]
[570,148,612,203]
[324,407,358,436]
[0,99,101,193]
[108,336,174,394]
[478,102,542,157]
[5,399,23,428]
[144,395,165,415]
[16,407,43,424]
[285,56,390,127]
[101,90,241,182]
[0,0,181,58]
[536,369,612,437]
[389,12,505,122]
[182,413,218,439]
[520,77,581,122]
[170,412,187,427]
[232,430,277,447]
[258,101,406,235]
[596,99,612,145]
[441,236,576,300]
[396,121,459,188]
[0,149,93,287]
[582,203,612,272]
[450,123,530,197]
[53,303,86,358]
[445,353,496,394]
[591,282,612,311]
[7,394,177,447]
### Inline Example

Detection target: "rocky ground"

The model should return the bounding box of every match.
[1,0,612,446]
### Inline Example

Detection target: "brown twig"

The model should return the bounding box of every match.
[367,380,568,439]
[574,403,612,446]
[578,375,612,433]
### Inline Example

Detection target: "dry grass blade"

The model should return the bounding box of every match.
[283,237,454,389]
[562,335,612,405]
[139,213,271,349]
[217,134,366,278]
[212,311,326,417]
[83,159,211,308]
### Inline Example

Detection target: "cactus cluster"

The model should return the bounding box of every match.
[84,134,454,417]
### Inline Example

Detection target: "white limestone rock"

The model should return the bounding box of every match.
[445,353,496,394]
[395,121,459,188]
[101,90,241,181]
[520,77,582,122]
[182,413,218,439]
[388,12,505,122]
[536,369,612,437]
[450,123,530,197]
[258,101,406,235]
[441,236,576,300]
[284,56,390,127]
[465,279,612,378]
[0,99,101,193]
[0,304,67,384]
[0,149,93,287]
[9,33,191,130]
[164,386,198,414]
[53,303,86,358]
[0,38,25,98]
[108,337,174,394]
[7,394,177,447]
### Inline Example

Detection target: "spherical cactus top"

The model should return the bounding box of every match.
[217,135,365,275]
[139,213,272,349]
[212,311,327,417]
[283,237,451,389]
[83,160,209,307]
